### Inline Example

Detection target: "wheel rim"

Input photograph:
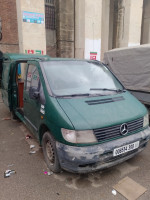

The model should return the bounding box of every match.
[46,140,55,165]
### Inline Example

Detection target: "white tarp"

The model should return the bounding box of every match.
[103,44,150,92]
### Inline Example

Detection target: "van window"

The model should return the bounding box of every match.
[43,61,123,96]
[26,65,40,91]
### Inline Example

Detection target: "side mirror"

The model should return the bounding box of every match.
[29,87,39,100]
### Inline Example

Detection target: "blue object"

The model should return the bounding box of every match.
[18,64,21,75]
[22,11,44,24]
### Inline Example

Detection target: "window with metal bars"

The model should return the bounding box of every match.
[45,5,55,30]
[45,0,54,4]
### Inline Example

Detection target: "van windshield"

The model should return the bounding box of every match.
[42,61,124,97]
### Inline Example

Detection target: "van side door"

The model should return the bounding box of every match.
[23,61,45,137]
[1,61,12,109]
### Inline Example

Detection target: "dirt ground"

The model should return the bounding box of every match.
[0,92,150,200]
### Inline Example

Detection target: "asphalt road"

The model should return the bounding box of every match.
[0,94,150,200]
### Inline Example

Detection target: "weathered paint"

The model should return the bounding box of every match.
[56,127,150,173]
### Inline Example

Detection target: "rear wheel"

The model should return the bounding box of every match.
[42,131,61,173]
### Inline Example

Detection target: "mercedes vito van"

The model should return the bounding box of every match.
[1,52,150,173]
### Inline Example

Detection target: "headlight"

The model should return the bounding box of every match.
[143,114,149,127]
[61,128,97,144]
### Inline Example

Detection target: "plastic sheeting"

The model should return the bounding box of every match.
[103,44,150,92]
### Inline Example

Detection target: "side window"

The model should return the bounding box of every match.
[26,65,40,91]
[2,62,10,89]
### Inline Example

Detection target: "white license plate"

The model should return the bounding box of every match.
[113,141,139,157]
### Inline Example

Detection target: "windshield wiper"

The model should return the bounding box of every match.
[56,93,91,98]
[68,93,91,97]
[90,88,125,92]
[56,93,106,98]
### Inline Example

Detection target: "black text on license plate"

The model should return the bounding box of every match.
[113,141,139,157]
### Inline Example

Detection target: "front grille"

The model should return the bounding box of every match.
[94,117,143,142]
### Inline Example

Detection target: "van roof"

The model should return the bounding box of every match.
[1,52,88,62]
[2,53,51,61]
[0,51,102,63]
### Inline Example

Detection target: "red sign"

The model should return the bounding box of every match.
[90,52,97,60]
[25,50,44,55]
[27,50,34,54]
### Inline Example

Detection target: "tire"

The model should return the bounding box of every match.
[42,131,61,173]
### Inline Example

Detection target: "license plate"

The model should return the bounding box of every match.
[113,141,139,157]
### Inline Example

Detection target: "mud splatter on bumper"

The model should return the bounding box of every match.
[56,127,150,173]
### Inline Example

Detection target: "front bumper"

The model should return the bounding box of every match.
[56,127,150,173]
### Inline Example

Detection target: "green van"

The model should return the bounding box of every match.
[1,52,150,173]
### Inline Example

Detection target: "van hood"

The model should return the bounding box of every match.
[56,91,147,130]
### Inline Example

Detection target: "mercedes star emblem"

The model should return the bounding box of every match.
[120,123,128,135]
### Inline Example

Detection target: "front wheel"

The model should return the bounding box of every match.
[42,131,61,173]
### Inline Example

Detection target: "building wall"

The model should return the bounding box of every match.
[56,0,74,58]
[57,0,144,60]
[113,0,143,48]
[84,0,102,61]
[112,0,130,48]
[75,0,85,59]
[128,0,143,47]
[46,28,56,57]
[100,0,143,61]
[101,0,113,60]
[141,0,150,44]
[0,0,19,53]
[0,0,149,60]
[16,0,46,54]
[51,0,103,60]
[45,0,57,57]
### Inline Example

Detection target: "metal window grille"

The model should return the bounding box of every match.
[45,5,55,30]
[45,0,54,4]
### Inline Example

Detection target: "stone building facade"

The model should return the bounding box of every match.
[0,0,19,53]
[0,0,150,61]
